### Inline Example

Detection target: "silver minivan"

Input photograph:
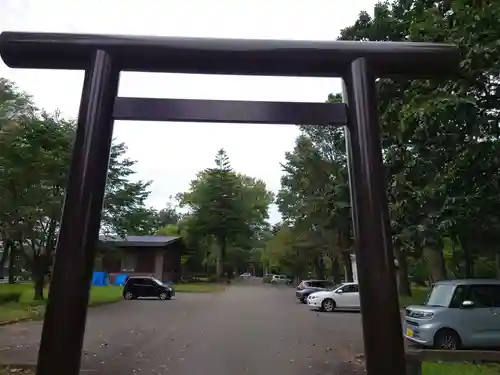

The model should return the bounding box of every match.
[404,279,500,349]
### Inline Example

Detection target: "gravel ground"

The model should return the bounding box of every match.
[0,282,366,374]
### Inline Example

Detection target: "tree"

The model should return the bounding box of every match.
[158,204,182,226]
[0,78,159,298]
[341,0,500,286]
[0,111,74,296]
[277,94,354,282]
[178,149,273,278]
[101,141,162,236]
[274,0,500,291]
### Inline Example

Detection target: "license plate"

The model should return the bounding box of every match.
[406,328,414,337]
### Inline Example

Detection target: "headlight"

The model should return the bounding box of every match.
[411,311,434,319]
[420,312,434,319]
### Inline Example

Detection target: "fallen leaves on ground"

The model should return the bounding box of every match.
[0,367,35,375]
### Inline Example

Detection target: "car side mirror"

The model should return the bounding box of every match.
[336,289,344,294]
[461,300,475,309]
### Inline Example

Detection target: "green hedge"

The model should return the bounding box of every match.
[0,292,22,304]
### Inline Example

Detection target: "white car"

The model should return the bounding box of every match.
[240,272,252,279]
[307,282,360,312]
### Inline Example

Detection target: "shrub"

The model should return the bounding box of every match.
[0,292,21,304]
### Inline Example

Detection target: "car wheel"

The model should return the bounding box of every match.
[321,298,336,312]
[159,292,170,300]
[434,329,461,350]
[124,292,134,300]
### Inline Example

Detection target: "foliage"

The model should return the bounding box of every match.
[269,0,500,289]
[158,204,182,226]
[273,94,353,281]
[178,149,274,277]
[0,78,160,298]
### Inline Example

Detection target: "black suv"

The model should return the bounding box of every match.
[123,276,175,300]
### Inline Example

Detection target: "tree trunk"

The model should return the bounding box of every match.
[32,258,45,301]
[496,251,500,279]
[457,234,475,278]
[342,252,354,282]
[33,274,44,300]
[462,244,475,278]
[219,238,229,281]
[216,257,223,278]
[449,236,460,278]
[395,246,411,297]
[8,243,15,284]
[331,256,342,283]
[314,254,325,280]
[426,247,447,282]
[0,239,11,279]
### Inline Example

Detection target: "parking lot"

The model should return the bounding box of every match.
[0,282,366,374]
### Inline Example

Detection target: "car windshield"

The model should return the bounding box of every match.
[425,284,454,307]
[327,283,343,291]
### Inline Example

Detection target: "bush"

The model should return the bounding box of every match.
[0,292,21,304]
[262,275,272,283]
[182,274,219,283]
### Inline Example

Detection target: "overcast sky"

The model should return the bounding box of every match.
[1,0,377,223]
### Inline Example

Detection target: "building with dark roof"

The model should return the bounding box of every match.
[96,235,183,282]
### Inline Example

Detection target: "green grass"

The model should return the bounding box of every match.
[423,362,500,375]
[0,283,123,324]
[399,286,431,308]
[173,283,226,293]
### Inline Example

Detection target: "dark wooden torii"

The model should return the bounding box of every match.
[0,31,459,375]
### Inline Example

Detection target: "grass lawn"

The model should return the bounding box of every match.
[0,281,224,323]
[0,283,123,324]
[173,283,226,293]
[423,362,500,375]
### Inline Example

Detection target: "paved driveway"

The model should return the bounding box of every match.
[0,282,366,374]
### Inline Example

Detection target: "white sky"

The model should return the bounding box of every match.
[0,0,377,223]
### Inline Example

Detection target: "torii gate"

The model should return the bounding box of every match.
[0,32,459,375]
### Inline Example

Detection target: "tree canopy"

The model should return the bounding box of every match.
[177,149,274,278]
[265,0,500,292]
[0,78,164,297]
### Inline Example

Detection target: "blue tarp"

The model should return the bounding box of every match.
[114,274,129,286]
[92,272,109,286]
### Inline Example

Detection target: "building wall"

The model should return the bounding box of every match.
[162,242,181,282]
[97,243,182,282]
